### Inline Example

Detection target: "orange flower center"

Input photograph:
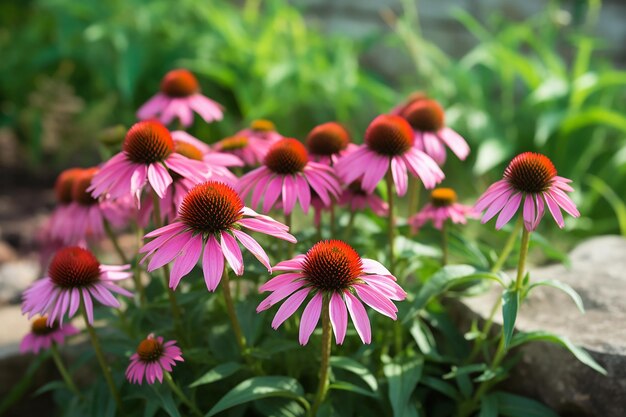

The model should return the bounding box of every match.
[251,119,276,132]
[401,99,445,132]
[219,136,249,151]
[430,188,457,207]
[365,115,414,156]
[137,338,163,362]
[174,141,204,161]
[72,168,99,206]
[303,240,363,291]
[306,122,350,156]
[49,247,101,288]
[160,69,199,97]
[123,121,174,164]
[264,138,309,174]
[55,168,83,204]
[179,181,244,234]
[504,152,557,193]
[31,317,58,335]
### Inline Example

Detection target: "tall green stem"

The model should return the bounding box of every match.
[310,298,331,417]
[285,212,294,258]
[81,304,125,415]
[164,372,202,417]
[133,225,146,305]
[515,229,531,291]
[329,202,336,238]
[221,267,247,354]
[104,219,129,264]
[441,220,449,266]
[385,171,396,274]
[490,217,523,273]
[50,343,82,398]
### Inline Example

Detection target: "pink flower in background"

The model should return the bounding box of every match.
[475,152,580,231]
[137,69,223,127]
[400,99,470,165]
[89,120,208,204]
[306,122,356,166]
[47,168,84,244]
[236,119,283,145]
[238,138,341,215]
[408,188,478,232]
[140,181,296,291]
[126,334,183,385]
[214,120,282,167]
[22,247,132,325]
[337,181,388,217]
[20,317,79,354]
[389,91,429,116]
[258,240,406,345]
[335,115,444,196]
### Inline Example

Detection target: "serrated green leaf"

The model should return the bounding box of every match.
[527,280,584,313]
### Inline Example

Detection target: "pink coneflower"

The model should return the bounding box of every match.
[306,122,357,166]
[47,168,84,244]
[20,316,79,354]
[335,115,444,196]
[140,181,296,291]
[22,247,132,325]
[390,91,428,116]
[238,138,341,215]
[238,119,283,145]
[257,240,406,345]
[338,181,389,217]
[475,152,580,231]
[214,120,282,167]
[408,188,477,232]
[126,334,183,385]
[137,69,223,127]
[89,120,208,203]
[400,99,470,165]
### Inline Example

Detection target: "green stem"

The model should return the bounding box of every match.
[221,267,248,355]
[164,372,202,417]
[515,229,531,292]
[385,171,396,274]
[490,217,523,273]
[285,212,294,258]
[81,304,125,415]
[441,220,449,266]
[104,219,129,264]
[133,225,146,305]
[329,202,336,238]
[406,177,420,217]
[345,211,356,241]
[50,343,82,398]
[310,298,331,417]
[161,264,184,336]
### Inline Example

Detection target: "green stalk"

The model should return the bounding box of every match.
[164,372,202,417]
[103,219,129,264]
[81,304,125,415]
[490,217,523,273]
[221,267,247,354]
[515,229,531,292]
[329,202,336,238]
[285,212,294,258]
[133,224,146,305]
[441,220,449,266]
[385,171,396,274]
[310,298,331,417]
[50,343,82,398]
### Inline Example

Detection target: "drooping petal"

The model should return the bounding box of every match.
[232,229,272,272]
[220,232,244,275]
[495,192,522,229]
[169,234,203,289]
[202,235,224,291]
[271,288,310,329]
[298,292,323,345]
[344,292,371,344]
[329,292,348,345]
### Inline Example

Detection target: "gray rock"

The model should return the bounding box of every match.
[0,259,40,305]
[458,235,626,416]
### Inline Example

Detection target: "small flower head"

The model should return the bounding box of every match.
[123,120,174,164]
[431,187,457,206]
[390,91,429,115]
[251,119,276,133]
[306,122,351,163]
[264,138,309,174]
[475,152,580,231]
[22,247,132,325]
[337,181,389,216]
[218,136,249,151]
[409,187,477,232]
[160,69,199,98]
[174,139,204,161]
[402,99,445,132]
[258,240,406,345]
[140,181,295,291]
[365,115,414,156]
[72,168,100,206]
[126,334,183,385]
[55,168,83,205]
[20,316,79,354]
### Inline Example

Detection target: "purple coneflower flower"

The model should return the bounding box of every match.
[20,316,78,354]
[137,69,223,127]
[47,168,85,244]
[126,334,183,385]
[306,122,357,166]
[258,240,406,345]
[400,99,470,165]
[140,181,296,291]
[408,188,477,232]
[335,115,444,196]
[475,152,580,231]
[238,138,341,215]
[337,181,389,217]
[22,247,132,325]
[89,120,208,203]
[389,91,429,116]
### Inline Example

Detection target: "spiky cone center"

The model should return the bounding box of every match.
[306,122,350,156]
[160,69,199,97]
[264,138,309,174]
[504,152,557,193]
[49,247,101,289]
[251,119,276,132]
[430,188,457,207]
[365,115,414,156]
[31,317,58,335]
[123,120,174,164]
[72,168,99,205]
[303,240,363,292]
[55,168,83,204]
[137,338,163,362]
[401,99,445,132]
[179,181,244,234]
[219,136,249,151]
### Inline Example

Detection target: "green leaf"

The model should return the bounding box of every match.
[560,107,626,136]
[510,331,606,375]
[419,376,460,401]
[254,398,307,417]
[494,391,559,417]
[479,394,498,417]
[329,382,377,398]
[205,376,308,417]
[190,362,243,388]
[152,388,182,417]
[585,175,626,236]
[502,289,519,348]
[383,353,423,417]
[443,364,488,379]
[33,380,67,397]
[527,280,584,313]
[329,356,378,391]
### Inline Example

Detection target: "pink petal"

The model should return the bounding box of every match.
[232,229,271,272]
[263,175,284,213]
[295,175,311,214]
[344,292,371,344]
[147,163,173,198]
[481,189,513,223]
[299,292,323,345]
[202,235,224,291]
[329,292,348,345]
[220,232,244,275]
[495,192,522,229]
[282,175,298,215]
[361,154,389,193]
[169,234,203,289]
[354,284,397,319]
[439,127,470,160]
[259,272,305,292]
[271,288,310,329]
[391,157,408,196]
[543,192,564,228]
